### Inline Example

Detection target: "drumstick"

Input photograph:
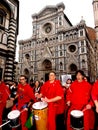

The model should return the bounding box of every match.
[0,120,10,128]
[82,108,87,112]
[20,109,27,113]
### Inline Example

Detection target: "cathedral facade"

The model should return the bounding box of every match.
[0,0,19,81]
[18,2,97,82]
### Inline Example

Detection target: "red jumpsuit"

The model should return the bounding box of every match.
[12,83,35,130]
[92,80,98,101]
[91,80,98,129]
[41,80,64,130]
[66,80,94,130]
[0,82,10,125]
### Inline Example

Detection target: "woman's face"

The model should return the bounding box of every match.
[35,81,39,87]
[84,77,87,81]
[76,72,84,82]
[66,79,71,84]
[49,72,56,82]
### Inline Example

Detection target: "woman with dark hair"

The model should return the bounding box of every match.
[64,78,72,89]
[9,81,18,99]
[33,80,40,93]
[63,78,72,129]
[66,70,94,130]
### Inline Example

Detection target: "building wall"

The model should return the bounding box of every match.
[18,3,96,82]
[93,0,98,79]
[0,0,19,81]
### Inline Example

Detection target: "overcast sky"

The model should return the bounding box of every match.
[16,0,94,60]
[18,0,94,40]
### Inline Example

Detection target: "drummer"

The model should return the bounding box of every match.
[12,75,36,130]
[0,76,10,126]
[66,70,94,130]
[36,71,64,130]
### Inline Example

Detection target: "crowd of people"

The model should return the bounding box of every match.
[0,70,98,130]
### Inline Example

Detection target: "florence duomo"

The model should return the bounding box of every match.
[18,1,98,83]
[1,1,98,130]
[0,0,98,83]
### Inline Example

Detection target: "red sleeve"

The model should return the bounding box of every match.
[40,81,48,96]
[55,80,64,98]
[3,83,10,102]
[92,81,98,101]
[26,85,36,102]
[66,83,73,102]
[87,83,94,107]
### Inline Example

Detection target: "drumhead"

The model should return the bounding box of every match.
[8,110,20,120]
[32,101,48,109]
[70,110,83,118]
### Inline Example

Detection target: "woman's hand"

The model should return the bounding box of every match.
[86,104,91,109]
[35,93,42,99]
[94,100,98,113]
[66,101,71,106]
[41,97,50,102]
[10,98,15,101]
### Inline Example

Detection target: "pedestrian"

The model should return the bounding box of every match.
[30,79,35,88]
[33,80,41,101]
[40,77,44,86]
[64,78,72,89]
[63,78,72,129]
[9,81,18,98]
[33,80,41,94]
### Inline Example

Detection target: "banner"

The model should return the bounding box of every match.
[61,74,71,86]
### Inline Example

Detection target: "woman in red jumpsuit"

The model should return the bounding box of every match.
[0,78,10,126]
[66,70,94,130]
[92,79,98,112]
[36,71,64,130]
[92,79,98,129]
[12,75,36,130]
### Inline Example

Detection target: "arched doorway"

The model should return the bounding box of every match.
[42,59,52,81]
[24,68,29,82]
[69,63,77,81]
[45,73,49,82]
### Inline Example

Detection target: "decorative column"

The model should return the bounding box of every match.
[4,18,17,81]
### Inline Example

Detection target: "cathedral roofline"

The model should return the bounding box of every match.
[32,2,65,18]
[86,26,96,41]
[92,0,98,4]
[64,14,72,26]
[93,0,98,2]
[18,38,33,45]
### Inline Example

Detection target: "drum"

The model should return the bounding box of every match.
[32,101,48,130]
[7,110,20,128]
[70,110,84,130]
